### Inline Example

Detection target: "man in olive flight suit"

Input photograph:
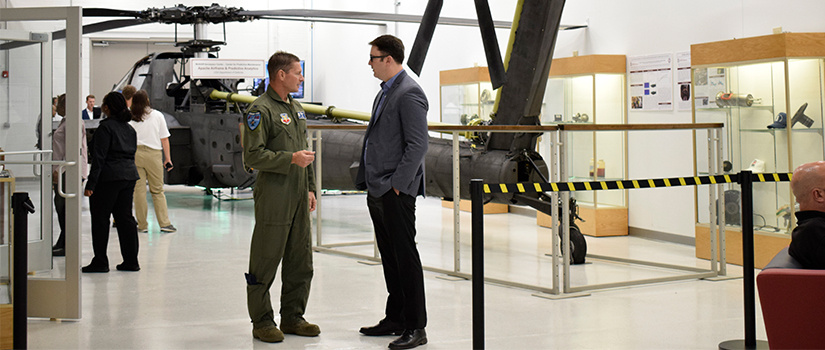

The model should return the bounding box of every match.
[242,51,319,343]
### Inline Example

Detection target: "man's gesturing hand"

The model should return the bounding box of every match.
[291,150,315,168]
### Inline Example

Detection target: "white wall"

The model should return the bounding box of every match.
[4,0,825,237]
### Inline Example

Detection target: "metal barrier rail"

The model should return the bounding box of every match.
[472,169,784,349]
[307,124,564,288]
[0,149,53,176]
[306,123,725,297]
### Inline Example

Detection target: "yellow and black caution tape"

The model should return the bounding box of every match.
[482,173,792,194]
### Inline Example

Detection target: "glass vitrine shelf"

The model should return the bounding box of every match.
[439,66,495,126]
[540,54,629,237]
[691,32,825,267]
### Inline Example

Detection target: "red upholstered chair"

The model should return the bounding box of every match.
[757,247,825,349]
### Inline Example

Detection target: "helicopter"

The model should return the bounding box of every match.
[2,2,587,262]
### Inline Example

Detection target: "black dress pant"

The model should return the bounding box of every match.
[53,181,66,249]
[367,191,427,330]
[89,180,138,266]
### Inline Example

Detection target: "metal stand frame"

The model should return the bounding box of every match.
[309,124,725,299]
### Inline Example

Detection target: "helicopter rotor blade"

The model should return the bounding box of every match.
[240,9,512,28]
[0,19,146,51]
[82,8,141,18]
[474,0,506,89]
[407,0,443,76]
[55,19,147,40]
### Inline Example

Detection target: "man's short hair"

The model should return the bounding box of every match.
[86,94,95,101]
[56,94,66,116]
[369,35,405,65]
[267,51,300,80]
[121,85,137,100]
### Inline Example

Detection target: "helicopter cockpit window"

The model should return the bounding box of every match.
[113,56,152,92]
[113,65,135,92]
[129,63,151,91]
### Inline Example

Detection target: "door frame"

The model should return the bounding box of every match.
[0,6,83,319]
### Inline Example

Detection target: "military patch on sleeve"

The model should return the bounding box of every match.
[297,111,306,120]
[247,111,261,131]
[280,113,291,125]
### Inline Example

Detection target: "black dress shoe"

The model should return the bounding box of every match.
[52,247,65,257]
[82,264,109,273]
[389,329,427,349]
[116,263,140,271]
[360,319,404,336]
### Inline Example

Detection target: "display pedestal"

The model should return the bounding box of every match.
[695,224,790,269]
[718,339,769,350]
[441,199,508,214]
[537,204,627,236]
[0,304,10,349]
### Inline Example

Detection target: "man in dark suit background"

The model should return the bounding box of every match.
[81,94,95,120]
[356,34,429,350]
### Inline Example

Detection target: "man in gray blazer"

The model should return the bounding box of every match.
[356,34,429,350]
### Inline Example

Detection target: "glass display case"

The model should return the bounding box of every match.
[438,66,508,213]
[692,33,825,267]
[439,66,495,125]
[1,170,13,348]
[539,54,629,236]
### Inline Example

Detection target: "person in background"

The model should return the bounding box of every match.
[242,51,319,343]
[122,85,137,108]
[788,161,825,269]
[82,91,140,273]
[35,96,58,150]
[356,34,429,350]
[81,95,95,120]
[51,94,88,256]
[110,84,137,230]
[129,90,176,233]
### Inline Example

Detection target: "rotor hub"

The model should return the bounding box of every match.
[141,4,255,25]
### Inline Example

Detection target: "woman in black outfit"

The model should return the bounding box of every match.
[82,92,140,273]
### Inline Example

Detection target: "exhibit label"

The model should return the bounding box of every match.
[187,59,266,79]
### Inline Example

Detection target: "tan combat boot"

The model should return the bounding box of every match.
[252,325,284,343]
[280,318,321,337]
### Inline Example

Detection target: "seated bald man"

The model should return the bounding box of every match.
[789,161,825,269]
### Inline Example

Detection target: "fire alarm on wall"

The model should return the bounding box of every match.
[1,71,8,78]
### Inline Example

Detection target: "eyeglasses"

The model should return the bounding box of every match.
[369,54,389,62]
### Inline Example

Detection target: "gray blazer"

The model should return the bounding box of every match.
[355,70,429,197]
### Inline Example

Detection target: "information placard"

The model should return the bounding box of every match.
[676,52,692,111]
[629,53,673,111]
[187,59,266,79]
[693,67,727,109]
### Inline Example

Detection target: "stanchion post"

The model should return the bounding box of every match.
[741,171,756,347]
[314,130,323,247]
[719,170,768,349]
[470,179,484,350]
[12,192,35,350]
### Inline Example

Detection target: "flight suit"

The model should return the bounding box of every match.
[242,87,316,329]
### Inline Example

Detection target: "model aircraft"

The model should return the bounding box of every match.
[3,2,587,262]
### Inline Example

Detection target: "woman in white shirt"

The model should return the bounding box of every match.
[129,90,176,233]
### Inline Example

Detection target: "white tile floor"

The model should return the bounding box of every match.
[23,185,766,349]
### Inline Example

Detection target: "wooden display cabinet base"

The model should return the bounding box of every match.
[1,304,11,350]
[537,204,628,237]
[440,199,509,214]
[695,224,790,269]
